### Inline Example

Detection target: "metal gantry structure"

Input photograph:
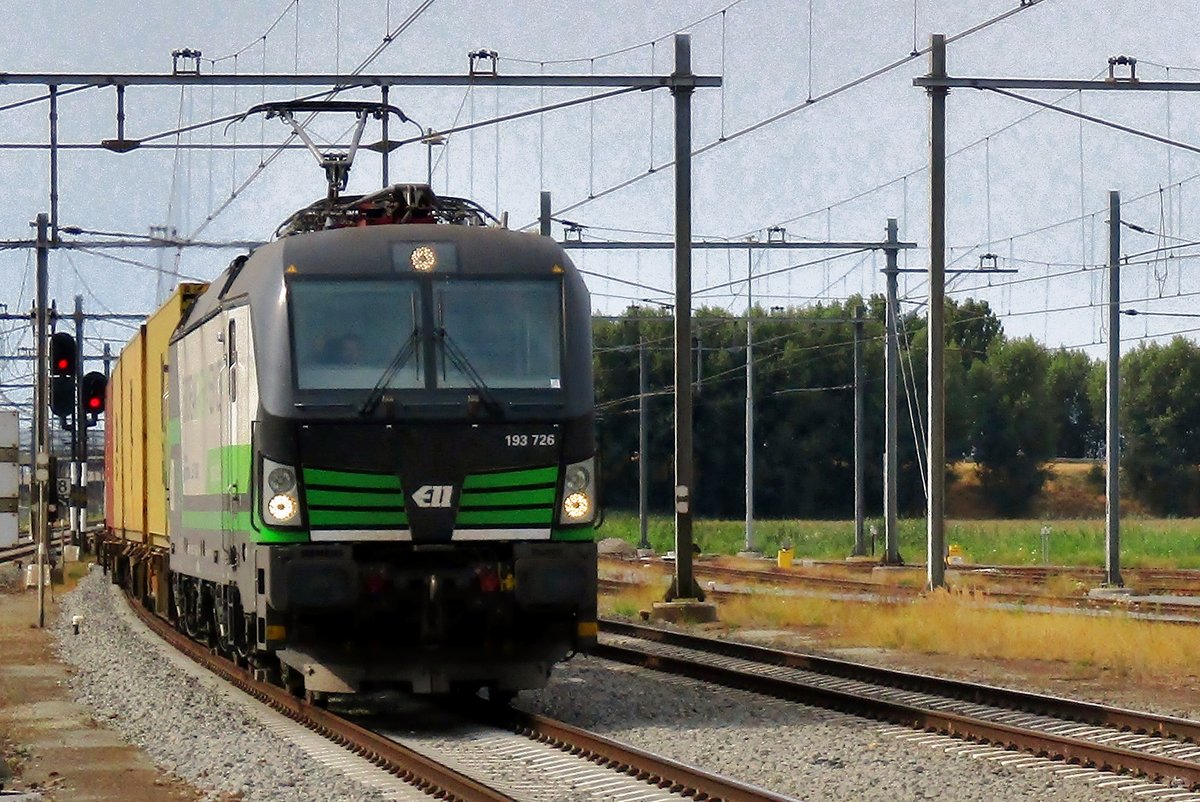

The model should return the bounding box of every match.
[8,27,1189,607]
[545,199,917,573]
[915,37,1200,589]
[2,35,726,614]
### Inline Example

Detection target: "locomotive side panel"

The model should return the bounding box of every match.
[169,302,260,586]
[172,310,230,582]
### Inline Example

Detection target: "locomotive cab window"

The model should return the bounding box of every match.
[289,278,423,390]
[434,278,563,390]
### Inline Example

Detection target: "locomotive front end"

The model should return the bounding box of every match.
[237,220,597,696]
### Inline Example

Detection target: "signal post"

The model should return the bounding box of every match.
[33,215,49,627]
[30,247,111,627]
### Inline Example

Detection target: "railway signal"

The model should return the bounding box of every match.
[50,331,76,376]
[81,371,107,424]
[49,332,76,424]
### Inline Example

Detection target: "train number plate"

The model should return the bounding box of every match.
[505,433,556,447]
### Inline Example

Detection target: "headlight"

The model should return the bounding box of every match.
[267,494,298,521]
[267,466,296,493]
[562,492,591,520]
[262,457,301,527]
[559,457,596,524]
[564,464,591,494]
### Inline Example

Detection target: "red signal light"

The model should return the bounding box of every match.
[81,371,107,418]
[50,333,76,377]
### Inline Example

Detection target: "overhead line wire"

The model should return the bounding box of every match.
[986,87,1200,157]
[743,69,1108,240]
[184,0,439,243]
[503,1,751,66]
[534,0,1051,227]
[694,248,870,295]
[74,248,206,282]
[578,269,671,297]
[206,0,301,65]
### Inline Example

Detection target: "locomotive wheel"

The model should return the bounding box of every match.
[282,665,304,698]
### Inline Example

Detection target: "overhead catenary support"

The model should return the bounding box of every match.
[882,219,903,565]
[539,191,552,237]
[0,71,724,89]
[116,84,125,142]
[925,34,948,590]
[49,86,59,240]
[743,246,757,555]
[913,76,1200,93]
[910,45,1200,584]
[639,337,650,552]
[670,33,698,602]
[72,295,85,545]
[380,85,390,186]
[851,304,867,557]
[1105,191,1122,587]
[33,214,49,627]
[578,227,915,569]
[560,240,903,251]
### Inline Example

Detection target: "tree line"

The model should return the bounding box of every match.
[593,298,1200,518]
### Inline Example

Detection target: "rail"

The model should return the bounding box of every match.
[125,596,518,802]
[125,590,800,801]
[597,619,1200,789]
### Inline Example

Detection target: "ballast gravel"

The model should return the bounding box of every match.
[53,572,389,802]
[51,571,1192,802]
[518,656,1166,802]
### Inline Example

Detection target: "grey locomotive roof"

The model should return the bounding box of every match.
[180,223,579,336]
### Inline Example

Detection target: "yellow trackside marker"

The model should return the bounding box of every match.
[576,620,598,638]
[552,264,564,274]
[286,264,298,274]
[265,625,287,641]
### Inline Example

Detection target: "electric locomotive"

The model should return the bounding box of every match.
[106,185,598,699]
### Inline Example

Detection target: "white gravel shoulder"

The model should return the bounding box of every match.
[520,656,1188,802]
[52,571,404,802]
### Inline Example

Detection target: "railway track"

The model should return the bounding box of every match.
[780,557,1200,595]
[597,619,1200,793]
[124,592,799,802]
[601,558,1200,622]
[0,531,70,565]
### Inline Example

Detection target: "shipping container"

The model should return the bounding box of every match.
[105,283,208,551]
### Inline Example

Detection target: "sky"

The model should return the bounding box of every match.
[1,0,1199,419]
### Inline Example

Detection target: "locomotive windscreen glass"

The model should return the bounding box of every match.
[289,279,423,390]
[434,278,562,390]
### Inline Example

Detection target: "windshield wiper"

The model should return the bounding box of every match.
[358,327,420,416]
[436,327,504,418]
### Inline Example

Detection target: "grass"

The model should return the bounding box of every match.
[840,592,1200,679]
[599,584,1200,680]
[600,513,1200,569]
